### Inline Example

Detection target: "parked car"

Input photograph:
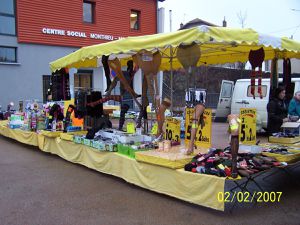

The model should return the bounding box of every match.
[215,78,300,131]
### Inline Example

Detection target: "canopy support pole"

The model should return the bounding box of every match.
[170,47,174,114]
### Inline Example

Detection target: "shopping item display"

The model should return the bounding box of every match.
[156,98,171,139]
[135,50,162,130]
[44,102,64,131]
[108,57,142,109]
[176,43,201,93]
[101,55,112,92]
[51,68,71,101]
[184,146,288,178]
[228,114,240,178]
[8,113,24,129]
[176,43,206,155]
[73,128,154,153]
[186,104,206,155]
[248,47,265,99]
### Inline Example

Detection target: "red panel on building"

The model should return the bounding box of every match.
[17,0,158,47]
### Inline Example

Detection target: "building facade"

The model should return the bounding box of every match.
[0,0,164,108]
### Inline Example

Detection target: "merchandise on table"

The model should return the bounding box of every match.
[73,135,84,144]
[66,126,82,132]
[184,147,287,178]
[43,102,65,131]
[117,142,155,158]
[8,113,24,129]
[73,134,117,152]
[96,129,153,144]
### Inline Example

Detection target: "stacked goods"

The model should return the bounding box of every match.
[8,114,24,129]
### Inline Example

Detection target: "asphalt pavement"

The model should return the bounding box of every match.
[0,122,299,225]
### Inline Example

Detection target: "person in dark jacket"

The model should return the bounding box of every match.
[267,86,289,134]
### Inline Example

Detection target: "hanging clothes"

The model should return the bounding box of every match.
[248,47,265,99]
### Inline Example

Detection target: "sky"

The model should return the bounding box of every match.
[158,0,300,41]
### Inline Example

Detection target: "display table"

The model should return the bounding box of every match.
[0,124,225,211]
[40,137,225,211]
[0,121,39,146]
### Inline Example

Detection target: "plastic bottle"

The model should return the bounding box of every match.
[52,119,57,131]
[31,111,37,131]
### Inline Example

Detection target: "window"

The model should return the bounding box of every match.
[247,85,267,97]
[42,75,51,102]
[0,0,16,35]
[75,70,93,89]
[220,82,233,98]
[130,10,140,30]
[83,1,95,23]
[0,46,17,63]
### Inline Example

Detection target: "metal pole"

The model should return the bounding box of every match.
[169,10,173,114]
[169,10,172,32]
[170,47,173,114]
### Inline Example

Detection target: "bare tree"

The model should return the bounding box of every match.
[237,10,247,28]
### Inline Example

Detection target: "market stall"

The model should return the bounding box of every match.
[2,26,300,211]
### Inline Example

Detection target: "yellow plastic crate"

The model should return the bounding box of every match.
[262,149,300,163]
[268,136,300,144]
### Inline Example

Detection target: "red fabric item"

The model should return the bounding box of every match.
[257,69,263,99]
[224,167,231,177]
[248,47,265,99]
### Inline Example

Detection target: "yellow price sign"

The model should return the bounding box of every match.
[185,108,212,148]
[239,108,256,144]
[151,122,158,135]
[64,99,75,116]
[126,122,136,134]
[164,117,180,142]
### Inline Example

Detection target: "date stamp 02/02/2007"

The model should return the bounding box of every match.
[217,191,282,203]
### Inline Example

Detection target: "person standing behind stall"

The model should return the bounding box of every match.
[267,86,289,134]
[288,91,300,117]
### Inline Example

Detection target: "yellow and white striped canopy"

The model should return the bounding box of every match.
[50,25,300,72]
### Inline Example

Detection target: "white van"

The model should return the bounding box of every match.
[215,78,300,131]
